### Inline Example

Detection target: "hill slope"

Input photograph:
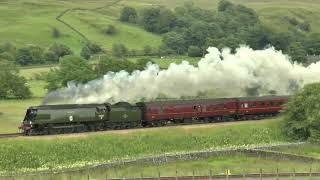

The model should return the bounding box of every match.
[0,0,319,52]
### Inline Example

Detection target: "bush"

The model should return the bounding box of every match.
[46,56,96,90]
[80,43,103,60]
[112,43,128,58]
[187,46,202,57]
[143,45,152,55]
[0,61,31,99]
[105,25,117,35]
[52,27,61,38]
[16,45,45,65]
[282,83,320,143]
[120,6,138,23]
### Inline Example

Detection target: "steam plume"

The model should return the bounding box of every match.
[42,46,320,105]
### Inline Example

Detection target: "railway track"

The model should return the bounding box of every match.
[0,133,22,139]
[0,118,276,138]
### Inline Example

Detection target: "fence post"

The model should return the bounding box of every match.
[88,174,90,180]
[293,168,295,178]
[209,169,212,180]
[193,169,195,180]
[176,169,178,180]
[106,173,108,180]
[310,167,312,177]
[140,172,143,180]
[259,168,262,180]
[158,170,161,180]
[276,168,279,180]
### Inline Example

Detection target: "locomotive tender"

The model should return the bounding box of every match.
[20,96,288,135]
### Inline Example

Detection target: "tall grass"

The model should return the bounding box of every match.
[0,119,286,173]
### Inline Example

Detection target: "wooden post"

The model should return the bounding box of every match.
[293,168,295,178]
[259,168,262,180]
[276,168,279,180]
[209,169,213,180]
[88,174,90,180]
[310,167,312,177]
[158,170,161,180]
[176,169,178,180]
[193,169,195,180]
[140,172,143,180]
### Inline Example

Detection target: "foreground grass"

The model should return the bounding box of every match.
[271,143,320,158]
[5,154,318,180]
[0,118,286,174]
[100,154,320,178]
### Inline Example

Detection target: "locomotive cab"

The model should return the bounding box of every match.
[19,107,37,133]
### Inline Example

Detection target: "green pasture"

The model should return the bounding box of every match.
[0,98,42,133]
[95,154,319,178]
[271,143,320,158]
[0,0,320,53]
[5,153,318,179]
[0,118,286,173]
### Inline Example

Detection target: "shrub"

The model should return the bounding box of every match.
[52,27,61,38]
[105,25,117,35]
[282,83,320,143]
[187,46,202,57]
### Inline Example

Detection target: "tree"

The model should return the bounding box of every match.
[135,58,155,70]
[188,46,202,57]
[46,56,96,90]
[218,0,233,12]
[282,83,320,143]
[163,31,187,54]
[95,56,137,76]
[46,43,73,62]
[105,25,117,35]
[52,27,61,38]
[143,45,152,55]
[16,45,45,65]
[0,60,31,99]
[141,7,176,33]
[304,33,320,55]
[80,43,103,60]
[120,6,138,23]
[288,42,307,63]
[112,43,128,58]
[44,51,59,63]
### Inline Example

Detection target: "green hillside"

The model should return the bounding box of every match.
[0,0,319,53]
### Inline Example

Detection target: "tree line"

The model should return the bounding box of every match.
[119,0,320,63]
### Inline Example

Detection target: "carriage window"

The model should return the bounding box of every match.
[242,103,248,108]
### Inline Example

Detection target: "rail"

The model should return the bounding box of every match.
[0,133,22,139]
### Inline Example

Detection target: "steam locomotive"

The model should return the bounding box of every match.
[20,96,289,135]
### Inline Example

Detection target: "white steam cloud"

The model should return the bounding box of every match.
[42,46,320,105]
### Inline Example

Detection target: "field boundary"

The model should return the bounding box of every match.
[2,142,313,177]
[55,0,123,43]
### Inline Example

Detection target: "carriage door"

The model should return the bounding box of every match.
[193,105,202,117]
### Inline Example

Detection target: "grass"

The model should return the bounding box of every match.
[0,118,286,173]
[0,0,320,53]
[7,154,319,179]
[96,154,320,178]
[0,98,42,133]
[271,143,320,158]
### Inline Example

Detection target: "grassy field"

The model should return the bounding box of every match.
[6,154,319,180]
[0,0,320,53]
[0,118,286,173]
[90,154,319,178]
[271,143,320,158]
